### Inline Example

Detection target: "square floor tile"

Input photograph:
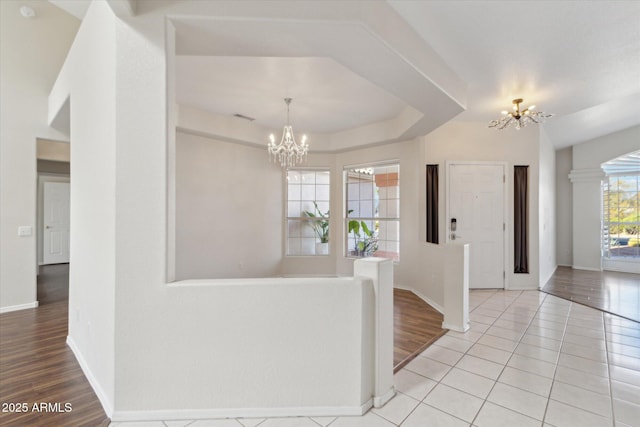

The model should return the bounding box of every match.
[498,366,552,397]
[467,343,512,365]
[608,342,640,359]
[309,417,335,427]
[164,422,196,427]
[515,342,559,364]
[115,423,166,427]
[401,403,468,427]
[485,325,524,341]
[566,324,605,340]
[394,369,437,401]
[558,353,609,378]
[553,365,610,395]
[405,355,451,381]
[470,312,497,325]
[611,379,640,405]
[476,334,518,352]
[610,365,640,387]
[529,318,566,331]
[446,329,484,343]
[563,332,606,349]
[613,399,640,427]
[421,344,464,366]
[329,412,395,427]
[608,333,640,348]
[560,341,607,362]
[487,382,548,420]
[507,353,556,379]
[423,384,483,423]
[441,367,495,399]
[474,401,540,427]
[434,335,475,353]
[551,381,612,418]
[525,325,564,340]
[608,352,640,371]
[545,399,613,427]
[520,334,562,352]
[372,392,419,425]
[456,354,505,380]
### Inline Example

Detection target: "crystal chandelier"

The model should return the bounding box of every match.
[489,98,552,130]
[268,98,309,168]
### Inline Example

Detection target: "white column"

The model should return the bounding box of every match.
[442,243,469,332]
[354,257,395,408]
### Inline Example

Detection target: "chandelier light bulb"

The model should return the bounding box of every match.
[267,98,309,168]
[489,98,552,130]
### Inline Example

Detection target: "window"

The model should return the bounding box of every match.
[603,175,640,259]
[345,163,399,261]
[287,170,330,256]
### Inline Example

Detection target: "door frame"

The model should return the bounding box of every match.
[445,161,508,289]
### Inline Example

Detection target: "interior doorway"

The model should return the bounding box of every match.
[447,162,506,289]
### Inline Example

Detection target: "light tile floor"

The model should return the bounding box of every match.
[110,290,640,427]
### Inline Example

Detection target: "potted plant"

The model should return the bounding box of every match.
[303,201,329,254]
[348,218,378,257]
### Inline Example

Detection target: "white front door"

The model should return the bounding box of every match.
[448,163,505,289]
[43,182,70,264]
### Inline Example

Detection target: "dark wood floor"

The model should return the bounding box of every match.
[1,265,443,425]
[393,289,447,372]
[0,264,110,427]
[542,266,640,323]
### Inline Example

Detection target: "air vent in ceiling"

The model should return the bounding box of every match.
[233,113,255,122]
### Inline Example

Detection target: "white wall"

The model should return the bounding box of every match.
[555,147,573,266]
[570,125,640,270]
[49,0,117,413]
[0,0,78,311]
[538,129,556,287]
[176,131,283,279]
[421,121,542,292]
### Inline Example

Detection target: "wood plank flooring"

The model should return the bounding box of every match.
[0,265,110,427]
[542,266,640,323]
[393,289,447,372]
[1,265,444,425]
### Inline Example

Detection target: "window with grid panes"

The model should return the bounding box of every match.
[603,174,640,259]
[286,170,330,256]
[345,163,399,261]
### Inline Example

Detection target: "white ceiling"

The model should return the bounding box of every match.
[50,0,640,150]
[389,0,640,148]
[176,57,407,134]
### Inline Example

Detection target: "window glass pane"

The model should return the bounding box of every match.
[286,169,330,256]
[604,173,640,260]
[344,163,399,261]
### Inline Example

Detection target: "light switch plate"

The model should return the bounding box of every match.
[18,226,32,237]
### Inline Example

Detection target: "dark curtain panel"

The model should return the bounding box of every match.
[426,164,439,244]
[514,165,529,273]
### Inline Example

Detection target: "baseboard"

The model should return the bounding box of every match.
[111,401,372,422]
[572,265,602,272]
[373,387,396,408]
[66,336,114,418]
[395,285,444,314]
[0,301,38,314]
[442,322,469,333]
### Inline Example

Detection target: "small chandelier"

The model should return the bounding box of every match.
[268,98,309,168]
[489,98,552,130]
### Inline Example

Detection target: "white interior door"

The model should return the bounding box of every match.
[449,164,505,289]
[43,181,70,264]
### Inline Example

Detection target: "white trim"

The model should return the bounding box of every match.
[442,321,469,333]
[373,387,396,408]
[0,301,38,313]
[572,265,603,272]
[394,285,444,314]
[603,258,640,274]
[111,400,372,422]
[66,336,114,418]
[445,161,508,290]
[568,168,605,183]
